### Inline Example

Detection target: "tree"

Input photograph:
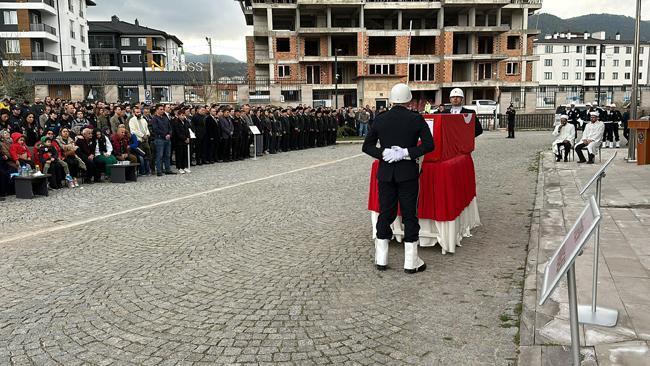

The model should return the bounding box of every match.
[0,52,34,103]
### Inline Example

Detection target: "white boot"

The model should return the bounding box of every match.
[615,141,620,148]
[404,241,426,274]
[375,239,389,271]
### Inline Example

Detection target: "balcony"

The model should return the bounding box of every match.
[31,51,58,62]
[29,23,56,36]
[2,0,57,15]
[364,1,441,9]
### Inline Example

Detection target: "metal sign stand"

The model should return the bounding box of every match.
[578,152,619,327]
[567,264,582,366]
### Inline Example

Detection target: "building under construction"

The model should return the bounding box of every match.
[236,0,541,109]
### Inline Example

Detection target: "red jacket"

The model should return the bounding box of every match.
[9,132,31,161]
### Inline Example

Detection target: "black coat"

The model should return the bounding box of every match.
[171,117,190,146]
[362,106,434,182]
[205,115,220,140]
[191,114,207,139]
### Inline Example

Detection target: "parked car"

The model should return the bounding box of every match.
[464,100,499,115]
[554,104,588,126]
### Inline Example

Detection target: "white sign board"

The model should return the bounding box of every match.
[144,89,152,104]
[539,195,601,305]
[249,126,261,135]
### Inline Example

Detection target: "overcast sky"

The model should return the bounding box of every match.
[88,0,650,62]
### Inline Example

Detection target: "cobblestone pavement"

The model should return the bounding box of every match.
[0,131,549,365]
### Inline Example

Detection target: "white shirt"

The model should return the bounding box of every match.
[95,135,113,156]
[581,121,605,143]
[450,106,462,114]
[553,123,575,144]
[129,115,150,142]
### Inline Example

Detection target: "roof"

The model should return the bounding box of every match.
[89,19,182,45]
[535,37,650,46]
[25,71,210,86]
[86,1,97,5]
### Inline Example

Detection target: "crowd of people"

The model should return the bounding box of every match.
[0,96,375,201]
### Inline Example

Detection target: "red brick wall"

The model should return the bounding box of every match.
[246,36,255,80]
[300,63,332,84]
[497,61,521,82]
[273,36,298,61]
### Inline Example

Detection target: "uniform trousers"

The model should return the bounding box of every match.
[603,123,619,142]
[376,178,420,243]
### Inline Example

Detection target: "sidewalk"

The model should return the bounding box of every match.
[520,148,650,365]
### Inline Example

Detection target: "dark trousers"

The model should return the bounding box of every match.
[507,120,515,138]
[0,162,14,196]
[206,137,218,162]
[376,178,420,243]
[174,144,188,169]
[575,143,593,162]
[556,142,571,159]
[604,123,619,142]
[79,155,101,181]
[219,138,232,161]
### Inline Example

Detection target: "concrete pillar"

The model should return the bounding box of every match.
[267,8,273,31]
[70,85,85,101]
[171,85,185,103]
[301,84,314,106]
[465,89,474,103]
[437,8,444,29]
[270,84,282,104]
[104,85,118,103]
[521,60,527,82]
[138,85,146,102]
[496,8,502,26]
[327,7,331,28]
[469,8,476,27]
[34,85,49,99]
[237,85,250,104]
[296,8,300,30]
[522,8,528,29]
[327,35,332,57]
[359,7,364,29]
[434,90,442,105]
[398,10,403,30]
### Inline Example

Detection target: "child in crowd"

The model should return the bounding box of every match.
[38,137,76,188]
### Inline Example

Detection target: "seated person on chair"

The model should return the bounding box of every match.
[552,115,575,162]
[575,112,604,165]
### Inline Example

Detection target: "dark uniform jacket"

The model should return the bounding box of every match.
[362,106,434,182]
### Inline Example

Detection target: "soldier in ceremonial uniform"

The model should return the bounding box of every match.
[444,88,482,137]
[566,102,582,137]
[362,83,434,273]
[603,104,622,148]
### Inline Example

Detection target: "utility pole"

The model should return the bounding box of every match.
[206,37,214,83]
[334,48,341,109]
[628,0,642,162]
[597,43,604,106]
[141,49,148,89]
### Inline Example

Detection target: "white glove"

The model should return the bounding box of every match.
[618,122,622,128]
[382,149,396,163]
[388,147,409,163]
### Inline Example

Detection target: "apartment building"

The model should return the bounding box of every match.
[533,31,650,109]
[0,0,94,71]
[88,15,184,72]
[236,0,540,108]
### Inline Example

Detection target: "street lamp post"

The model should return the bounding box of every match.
[334,48,342,109]
[206,37,214,83]
[597,44,604,105]
[628,0,642,162]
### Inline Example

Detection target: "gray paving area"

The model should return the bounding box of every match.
[520,148,650,366]
[0,132,549,365]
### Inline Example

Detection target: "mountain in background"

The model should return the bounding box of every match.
[184,52,247,78]
[530,13,650,41]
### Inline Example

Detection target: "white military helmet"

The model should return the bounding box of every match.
[560,114,569,120]
[590,111,599,117]
[389,83,412,104]
[610,103,616,108]
[592,101,598,107]
[450,88,464,98]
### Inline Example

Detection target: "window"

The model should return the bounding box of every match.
[544,59,552,67]
[306,65,321,84]
[625,72,631,79]
[626,46,632,54]
[80,25,85,43]
[276,38,290,52]
[562,59,569,67]
[5,39,19,54]
[278,65,291,78]
[506,62,519,75]
[68,0,74,12]
[575,72,581,80]
[613,60,619,67]
[586,59,597,67]
[477,63,493,80]
[600,72,605,79]
[121,38,130,47]
[122,54,131,64]
[614,46,619,54]
[576,59,582,67]
[138,38,147,47]
[586,46,597,54]
[640,60,644,67]
[613,72,618,80]
[70,20,75,38]
[3,10,17,25]
[641,47,645,54]
[625,60,631,67]
[576,46,582,53]
[562,72,569,80]
[71,46,77,64]
[536,87,555,109]
[585,72,596,80]
[544,45,553,53]
[563,45,570,53]
[368,64,396,75]
[640,72,643,79]
[409,64,435,82]
[78,0,84,17]
[507,36,519,50]
[544,72,552,80]
[81,49,86,67]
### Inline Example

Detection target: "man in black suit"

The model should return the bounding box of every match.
[362,83,435,274]
[444,88,483,137]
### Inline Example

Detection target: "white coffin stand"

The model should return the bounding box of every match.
[370,197,481,254]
